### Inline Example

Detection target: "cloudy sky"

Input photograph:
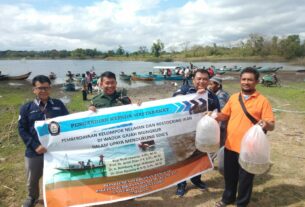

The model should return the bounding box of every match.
[0,0,304,52]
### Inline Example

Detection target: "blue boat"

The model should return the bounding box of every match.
[152,66,184,81]
[257,66,283,73]
[152,74,184,81]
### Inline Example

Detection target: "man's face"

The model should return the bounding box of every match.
[101,77,117,95]
[193,72,209,90]
[208,81,219,93]
[240,72,258,94]
[33,81,51,102]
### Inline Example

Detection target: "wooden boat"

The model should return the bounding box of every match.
[64,83,76,91]
[48,72,57,80]
[131,74,154,81]
[214,70,226,75]
[296,69,305,73]
[119,73,131,81]
[0,75,9,80]
[257,66,282,73]
[56,164,105,172]
[152,74,184,81]
[152,66,184,80]
[4,72,31,80]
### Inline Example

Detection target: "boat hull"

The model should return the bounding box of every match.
[131,74,154,81]
[153,74,184,81]
[2,72,32,80]
[119,74,131,80]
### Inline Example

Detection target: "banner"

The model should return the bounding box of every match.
[35,93,213,207]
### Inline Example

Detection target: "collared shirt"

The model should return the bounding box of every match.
[18,98,69,157]
[222,91,275,153]
[173,86,221,112]
[91,90,131,109]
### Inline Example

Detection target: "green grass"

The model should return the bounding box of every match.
[0,81,304,207]
[222,81,305,111]
[65,91,90,113]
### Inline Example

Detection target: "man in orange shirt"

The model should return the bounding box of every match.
[215,67,275,207]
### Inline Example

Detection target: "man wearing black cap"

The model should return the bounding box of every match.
[173,69,220,197]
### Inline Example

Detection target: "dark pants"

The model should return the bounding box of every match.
[220,125,227,147]
[88,83,93,94]
[177,175,202,187]
[82,90,87,101]
[222,148,254,207]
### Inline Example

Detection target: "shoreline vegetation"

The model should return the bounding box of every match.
[1,34,305,65]
[1,55,305,66]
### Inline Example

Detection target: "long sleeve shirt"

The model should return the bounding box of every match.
[18,98,69,157]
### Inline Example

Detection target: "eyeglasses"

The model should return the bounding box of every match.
[34,87,51,91]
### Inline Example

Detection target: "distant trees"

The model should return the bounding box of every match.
[151,39,164,57]
[116,45,125,55]
[0,35,304,60]
[278,35,303,59]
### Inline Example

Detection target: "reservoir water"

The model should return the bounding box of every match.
[0,59,303,88]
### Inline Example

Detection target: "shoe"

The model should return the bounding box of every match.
[215,200,226,207]
[22,198,37,207]
[176,183,186,197]
[191,180,207,190]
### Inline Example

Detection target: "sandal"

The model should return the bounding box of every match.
[215,200,226,207]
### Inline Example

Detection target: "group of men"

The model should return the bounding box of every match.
[18,67,274,207]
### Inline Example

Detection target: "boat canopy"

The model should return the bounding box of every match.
[153,66,181,69]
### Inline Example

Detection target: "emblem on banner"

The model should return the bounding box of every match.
[48,121,60,136]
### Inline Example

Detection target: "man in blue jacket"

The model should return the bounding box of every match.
[18,75,69,207]
[173,69,220,197]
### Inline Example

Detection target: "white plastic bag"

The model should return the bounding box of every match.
[195,111,220,153]
[239,125,271,175]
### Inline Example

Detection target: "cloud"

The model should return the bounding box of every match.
[0,0,304,51]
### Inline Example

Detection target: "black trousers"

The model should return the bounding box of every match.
[82,90,87,101]
[222,148,254,207]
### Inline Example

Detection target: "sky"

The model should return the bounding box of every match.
[0,0,304,52]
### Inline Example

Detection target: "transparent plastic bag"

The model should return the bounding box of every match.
[217,146,225,176]
[239,125,271,175]
[195,111,220,153]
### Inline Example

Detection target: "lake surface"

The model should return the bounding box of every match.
[0,59,303,88]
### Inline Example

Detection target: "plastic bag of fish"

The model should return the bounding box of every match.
[195,113,220,153]
[239,125,271,175]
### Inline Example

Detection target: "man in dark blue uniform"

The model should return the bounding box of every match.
[173,69,220,197]
[18,75,69,207]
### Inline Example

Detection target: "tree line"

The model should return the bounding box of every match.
[0,34,304,60]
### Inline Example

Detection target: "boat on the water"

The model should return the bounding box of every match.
[214,70,226,75]
[152,66,185,80]
[152,73,184,81]
[0,72,31,80]
[257,66,283,73]
[64,83,76,91]
[131,73,154,81]
[56,164,105,172]
[48,72,57,80]
[119,72,131,80]
[296,69,305,73]
[0,75,9,80]
[8,72,31,80]
[56,154,106,172]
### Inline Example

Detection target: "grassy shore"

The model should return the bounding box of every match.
[0,77,305,206]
